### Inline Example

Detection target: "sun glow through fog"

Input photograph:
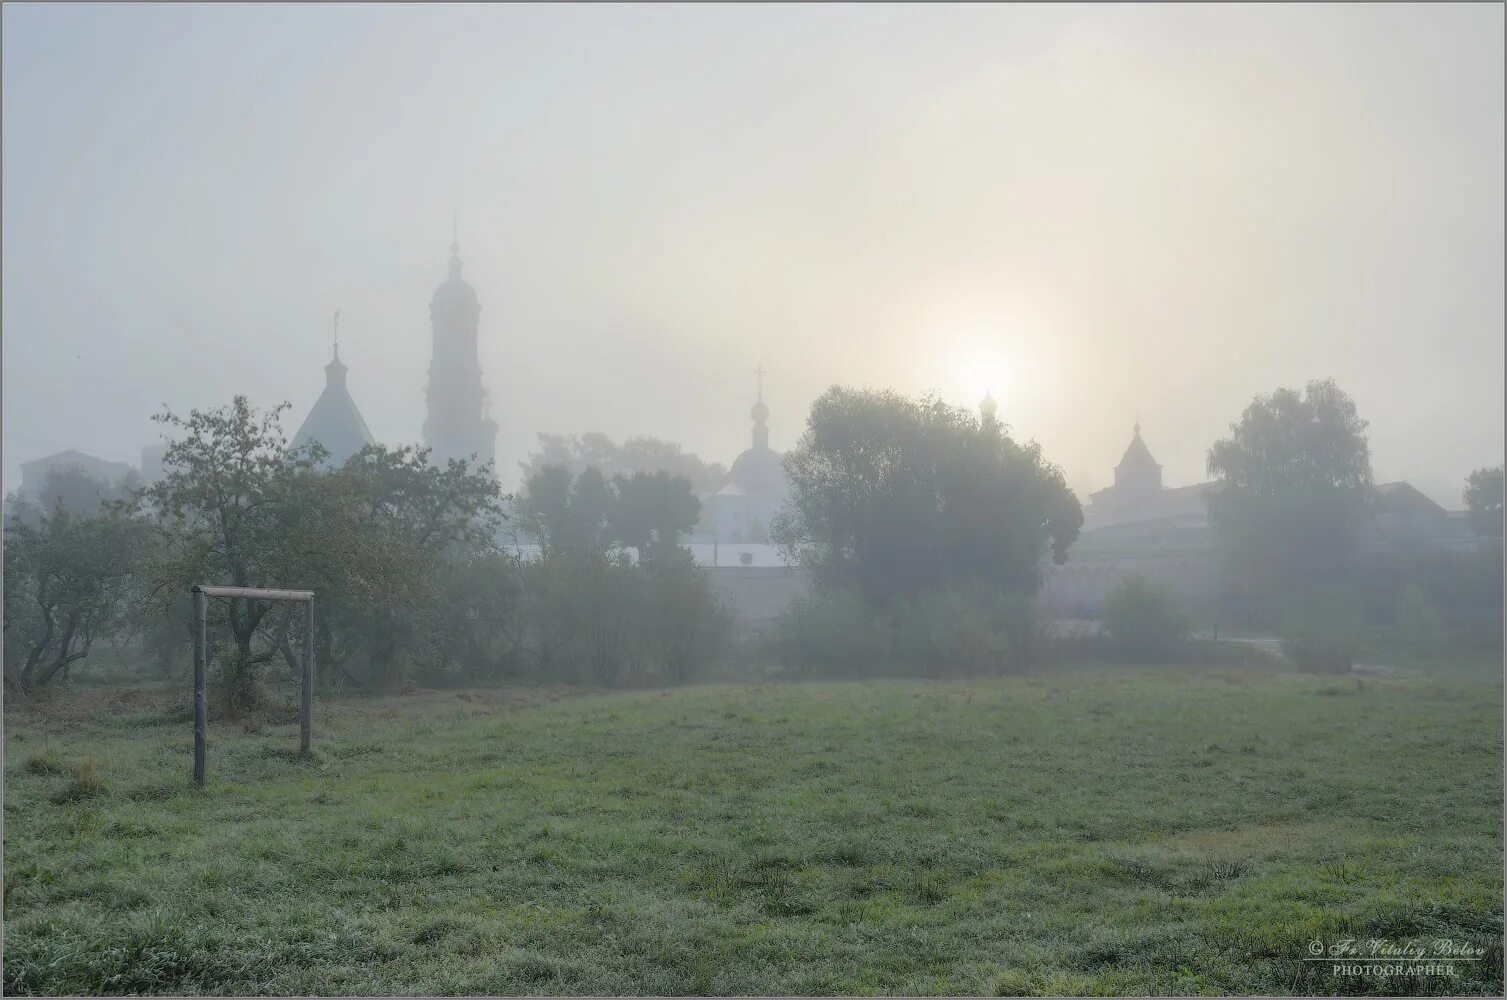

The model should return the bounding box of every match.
[939,326,1019,414]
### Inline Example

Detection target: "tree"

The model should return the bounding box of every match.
[138,397,327,712]
[514,463,575,556]
[514,464,615,557]
[3,503,150,693]
[610,469,701,562]
[773,386,1082,608]
[1205,379,1373,621]
[1464,467,1503,538]
[514,464,700,560]
[330,445,507,689]
[519,432,728,495]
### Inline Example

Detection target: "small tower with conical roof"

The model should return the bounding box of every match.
[292,310,376,467]
[1113,422,1162,492]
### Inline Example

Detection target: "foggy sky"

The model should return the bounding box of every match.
[3,4,1502,505]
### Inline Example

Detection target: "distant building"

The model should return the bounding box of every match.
[1084,423,1212,531]
[17,450,134,503]
[499,536,811,637]
[1045,423,1218,619]
[291,336,376,467]
[423,234,498,475]
[704,370,789,543]
[1372,481,1478,551]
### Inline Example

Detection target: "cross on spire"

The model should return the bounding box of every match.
[753,364,766,397]
[332,308,340,359]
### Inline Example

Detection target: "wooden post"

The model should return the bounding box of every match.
[193,587,208,786]
[301,598,314,754]
[190,585,316,784]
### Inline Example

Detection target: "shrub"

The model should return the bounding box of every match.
[642,553,731,685]
[1281,599,1363,674]
[779,585,1045,677]
[891,585,1040,675]
[1102,574,1189,660]
[1393,583,1447,657]
[777,589,892,677]
[1354,542,1503,655]
[518,548,729,686]
[522,552,645,685]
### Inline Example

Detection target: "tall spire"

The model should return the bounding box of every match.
[448,212,462,279]
[750,365,769,449]
[325,308,347,385]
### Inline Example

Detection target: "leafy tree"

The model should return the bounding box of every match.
[511,465,722,685]
[773,386,1081,608]
[568,467,617,555]
[1464,466,1503,538]
[520,432,728,495]
[611,469,701,562]
[515,465,700,561]
[1205,379,1373,621]
[330,445,507,690]
[641,549,729,684]
[514,464,615,557]
[2,503,151,693]
[138,398,508,704]
[138,397,326,712]
[431,551,526,679]
[514,464,575,556]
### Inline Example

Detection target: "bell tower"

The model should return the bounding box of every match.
[422,226,498,475]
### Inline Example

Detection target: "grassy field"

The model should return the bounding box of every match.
[3,660,1502,996]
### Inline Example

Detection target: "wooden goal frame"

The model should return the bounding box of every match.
[191,584,315,786]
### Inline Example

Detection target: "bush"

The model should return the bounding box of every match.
[1281,598,1363,674]
[1102,574,1189,660]
[777,589,892,677]
[518,549,729,686]
[1393,583,1447,657]
[522,552,646,685]
[642,552,731,685]
[779,585,1044,677]
[891,585,1041,675]
[1355,543,1503,656]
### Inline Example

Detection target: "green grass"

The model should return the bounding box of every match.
[4,662,1502,995]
